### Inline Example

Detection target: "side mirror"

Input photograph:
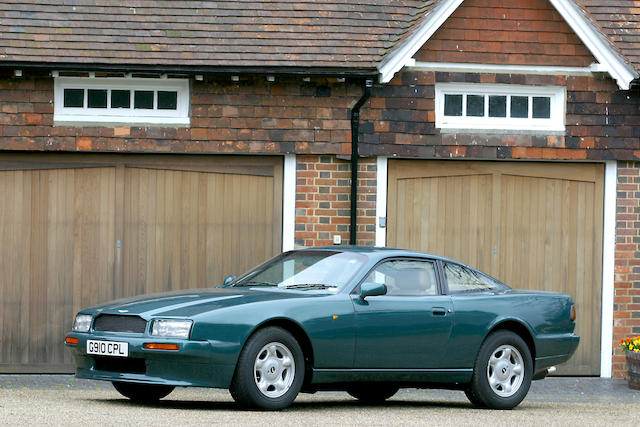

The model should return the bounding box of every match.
[222,275,236,286]
[359,282,387,301]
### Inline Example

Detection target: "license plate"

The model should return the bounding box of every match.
[87,340,129,357]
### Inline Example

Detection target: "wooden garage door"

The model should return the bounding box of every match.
[388,160,603,375]
[0,154,282,372]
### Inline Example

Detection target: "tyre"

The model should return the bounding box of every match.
[463,388,486,408]
[112,381,174,402]
[230,327,305,410]
[346,384,399,404]
[467,330,533,409]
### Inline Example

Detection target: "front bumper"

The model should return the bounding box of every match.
[65,332,236,388]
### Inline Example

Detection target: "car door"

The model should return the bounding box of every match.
[351,258,454,369]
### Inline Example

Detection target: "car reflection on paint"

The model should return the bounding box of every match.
[65,247,579,410]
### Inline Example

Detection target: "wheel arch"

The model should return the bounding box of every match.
[245,318,315,388]
[487,319,537,362]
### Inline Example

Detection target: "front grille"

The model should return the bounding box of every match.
[93,356,146,374]
[93,314,147,333]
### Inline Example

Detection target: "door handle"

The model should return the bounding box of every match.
[432,307,448,316]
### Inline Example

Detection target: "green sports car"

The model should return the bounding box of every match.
[65,247,579,410]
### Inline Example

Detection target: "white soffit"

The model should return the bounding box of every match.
[378,0,639,90]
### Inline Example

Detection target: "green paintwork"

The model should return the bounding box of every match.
[65,247,579,391]
[359,282,387,300]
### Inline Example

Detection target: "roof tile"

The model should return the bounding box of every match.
[0,0,432,70]
[1,0,638,75]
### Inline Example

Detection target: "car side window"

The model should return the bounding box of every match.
[444,263,501,293]
[363,260,438,296]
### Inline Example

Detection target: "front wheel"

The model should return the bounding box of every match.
[230,327,305,410]
[467,330,532,409]
[347,384,399,404]
[112,381,174,402]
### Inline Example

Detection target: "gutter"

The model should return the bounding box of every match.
[349,79,374,245]
[0,61,378,79]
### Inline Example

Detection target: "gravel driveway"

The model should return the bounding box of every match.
[1,376,639,426]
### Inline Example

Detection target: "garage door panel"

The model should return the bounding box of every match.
[0,167,116,371]
[123,167,280,297]
[0,170,31,366]
[497,173,602,375]
[389,160,603,375]
[0,154,282,373]
[390,172,493,270]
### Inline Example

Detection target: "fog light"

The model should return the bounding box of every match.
[143,343,180,351]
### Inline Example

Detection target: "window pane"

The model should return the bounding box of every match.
[158,91,177,110]
[533,97,551,118]
[111,90,130,108]
[444,94,463,116]
[63,88,84,108]
[466,95,484,117]
[87,89,107,108]
[363,260,438,296]
[488,95,507,117]
[444,263,497,293]
[510,96,528,118]
[134,90,154,109]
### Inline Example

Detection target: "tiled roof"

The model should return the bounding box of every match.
[0,0,638,77]
[579,0,640,70]
[0,0,435,71]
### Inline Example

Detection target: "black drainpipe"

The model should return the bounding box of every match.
[350,79,373,245]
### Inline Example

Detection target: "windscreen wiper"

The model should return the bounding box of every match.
[282,283,335,290]
[233,281,278,287]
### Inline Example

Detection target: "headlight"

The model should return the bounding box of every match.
[72,314,92,332]
[151,319,193,338]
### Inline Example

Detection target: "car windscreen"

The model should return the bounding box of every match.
[232,250,367,291]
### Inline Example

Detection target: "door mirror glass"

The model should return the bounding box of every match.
[222,275,236,286]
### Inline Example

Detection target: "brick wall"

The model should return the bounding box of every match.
[613,161,640,378]
[361,71,640,161]
[0,70,360,155]
[3,70,640,162]
[415,0,595,66]
[295,155,376,248]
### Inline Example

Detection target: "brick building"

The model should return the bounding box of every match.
[0,0,639,378]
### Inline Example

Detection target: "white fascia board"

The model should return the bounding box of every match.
[379,0,638,89]
[549,0,638,90]
[377,0,464,83]
[410,61,603,76]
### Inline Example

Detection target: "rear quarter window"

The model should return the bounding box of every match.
[444,263,507,294]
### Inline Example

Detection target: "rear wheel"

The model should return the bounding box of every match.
[230,327,304,410]
[347,384,399,404]
[467,330,532,409]
[112,381,174,402]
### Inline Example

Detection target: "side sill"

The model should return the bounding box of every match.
[310,368,472,385]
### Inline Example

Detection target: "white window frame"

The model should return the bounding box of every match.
[54,76,190,126]
[435,83,565,132]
